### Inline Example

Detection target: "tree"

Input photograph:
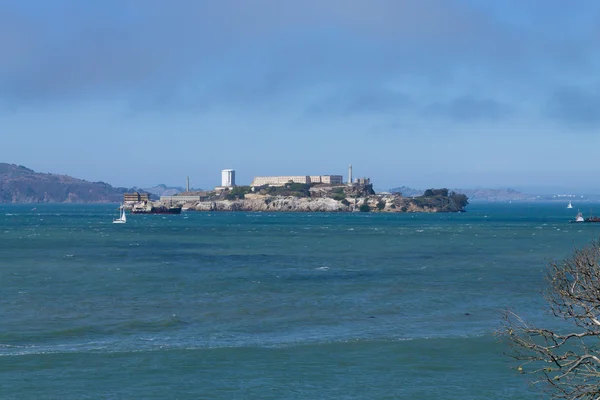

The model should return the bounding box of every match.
[224,186,251,200]
[500,240,600,399]
[359,203,370,212]
[423,188,449,197]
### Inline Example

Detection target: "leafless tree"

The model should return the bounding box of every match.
[500,240,600,399]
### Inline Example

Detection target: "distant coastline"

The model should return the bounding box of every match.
[2,162,594,208]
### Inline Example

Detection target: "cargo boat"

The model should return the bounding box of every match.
[571,211,600,223]
[130,203,182,214]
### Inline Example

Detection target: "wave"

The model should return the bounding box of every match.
[0,332,493,358]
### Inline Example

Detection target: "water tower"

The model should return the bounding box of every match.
[221,169,235,187]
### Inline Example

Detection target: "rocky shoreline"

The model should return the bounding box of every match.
[180,192,468,213]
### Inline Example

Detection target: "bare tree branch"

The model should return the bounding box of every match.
[498,240,600,399]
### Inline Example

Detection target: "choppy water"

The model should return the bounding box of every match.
[1,203,598,399]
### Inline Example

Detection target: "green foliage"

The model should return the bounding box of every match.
[329,187,347,201]
[332,192,346,201]
[376,200,386,210]
[286,182,311,192]
[423,188,449,197]
[359,203,371,212]
[409,188,469,212]
[341,199,351,207]
[449,191,469,208]
[224,186,251,200]
[259,183,311,198]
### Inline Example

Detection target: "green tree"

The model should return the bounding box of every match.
[500,240,600,399]
[224,186,251,200]
[359,203,370,212]
[423,188,449,197]
[331,188,346,201]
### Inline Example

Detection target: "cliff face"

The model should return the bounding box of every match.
[195,197,346,212]
[189,193,467,213]
[0,163,134,203]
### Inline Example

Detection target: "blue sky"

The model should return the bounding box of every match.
[2,0,600,192]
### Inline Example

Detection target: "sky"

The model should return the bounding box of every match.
[1,0,600,192]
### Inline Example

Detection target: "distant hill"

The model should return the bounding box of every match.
[143,184,185,197]
[388,186,424,197]
[389,185,534,202]
[0,163,141,203]
[455,188,535,202]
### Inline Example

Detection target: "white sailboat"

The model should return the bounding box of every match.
[113,206,127,224]
[567,201,573,209]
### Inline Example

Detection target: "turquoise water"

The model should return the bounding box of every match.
[1,203,598,399]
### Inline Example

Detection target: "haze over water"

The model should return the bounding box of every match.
[1,202,597,399]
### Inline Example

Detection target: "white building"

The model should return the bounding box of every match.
[251,175,343,187]
[221,169,235,187]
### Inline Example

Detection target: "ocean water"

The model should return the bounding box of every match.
[1,202,598,399]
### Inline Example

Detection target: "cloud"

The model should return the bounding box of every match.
[424,96,514,122]
[306,89,513,124]
[546,86,600,128]
[0,0,488,103]
[306,88,415,117]
[0,0,599,121]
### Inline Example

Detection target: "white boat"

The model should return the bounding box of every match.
[575,211,584,222]
[567,201,573,209]
[113,206,127,224]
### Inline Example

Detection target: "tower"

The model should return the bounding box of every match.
[348,164,353,185]
[221,169,235,187]
[186,176,190,192]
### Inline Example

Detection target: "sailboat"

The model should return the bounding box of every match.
[567,201,573,209]
[113,206,127,224]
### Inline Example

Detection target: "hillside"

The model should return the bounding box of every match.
[0,163,137,203]
[143,184,186,197]
[389,186,534,202]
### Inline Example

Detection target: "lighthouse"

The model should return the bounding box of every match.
[348,164,353,185]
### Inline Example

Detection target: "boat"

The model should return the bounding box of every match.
[567,201,573,209]
[113,206,127,224]
[571,210,600,223]
[130,202,182,215]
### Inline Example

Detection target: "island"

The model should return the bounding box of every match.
[0,162,469,212]
[148,183,469,213]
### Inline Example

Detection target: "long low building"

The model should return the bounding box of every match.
[310,175,344,184]
[124,192,150,203]
[160,195,205,203]
[251,175,343,187]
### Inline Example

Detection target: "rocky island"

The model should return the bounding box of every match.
[158,183,469,213]
[0,162,468,212]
